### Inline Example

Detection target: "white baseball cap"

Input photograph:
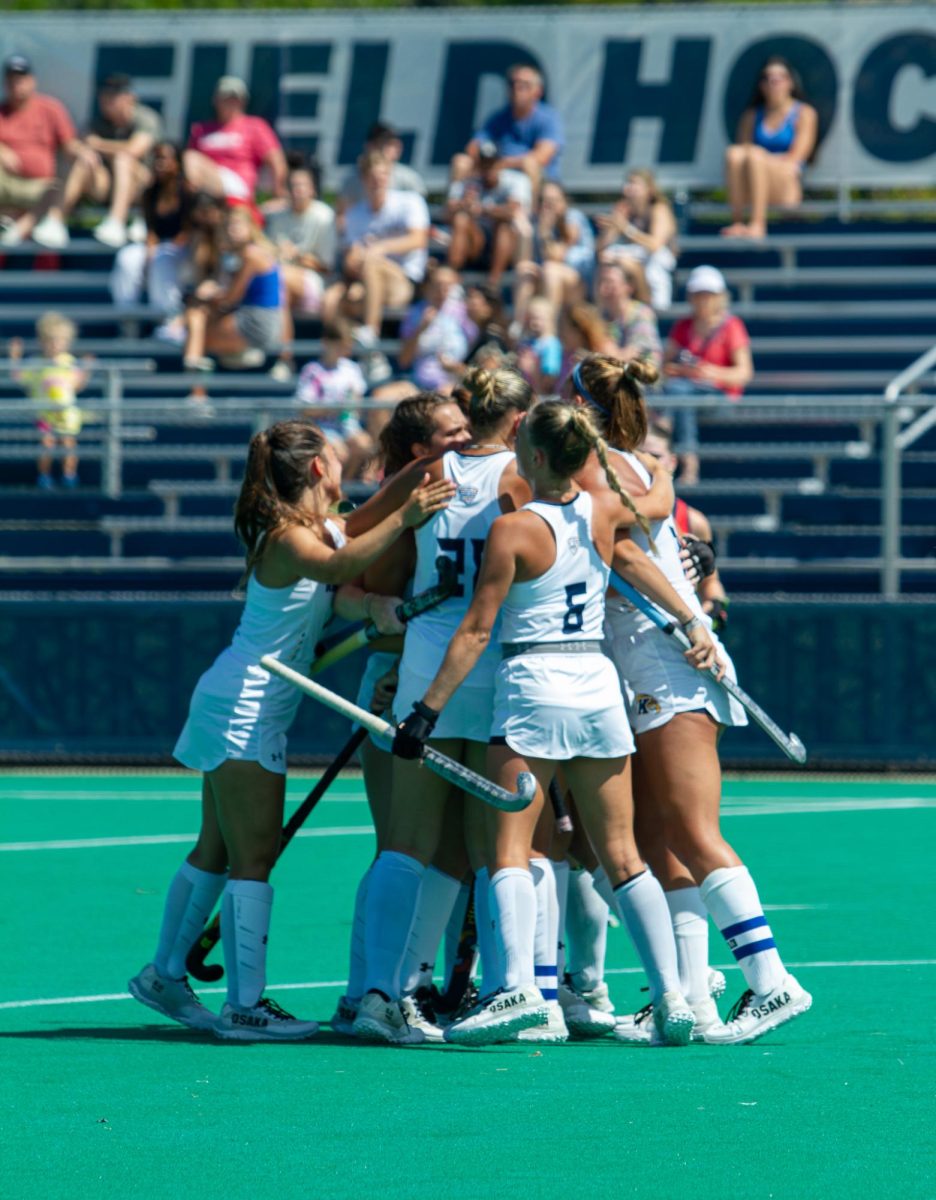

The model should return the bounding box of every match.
[214,75,248,101]
[685,265,727,294]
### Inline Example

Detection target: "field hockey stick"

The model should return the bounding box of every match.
[435,888,478,1016]
[261,656,537,812]
[611,574,807,764]
[185,725,369,983]
[310,557,457,675]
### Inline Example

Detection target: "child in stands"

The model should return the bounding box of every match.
[295,318,375,479]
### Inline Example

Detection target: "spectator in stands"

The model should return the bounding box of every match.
[9,312,89,489]
[441,282,513,378]
[338,122,427,215]
[513,179,595,330]
[184,76,286,206]
[516,295,562,393]
[109,141,193,319]
[268,162,336,316]
[39,74,162,250]
[453,63,564,189]
[396,264,472,392]
[326,150,430,386]
[721,56,818,240]
[662,265,753,484]
[595,169,678,310]
[557,302,612,384]
[294,318,373,479]
[444,140,532,285]
[0,54,87,248]
[594,258,662,368]
[182,205,282,373]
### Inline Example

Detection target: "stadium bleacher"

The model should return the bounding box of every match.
[2,210,935,598]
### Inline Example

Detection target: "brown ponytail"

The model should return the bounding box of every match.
[574,352,660,451]
[525,401,656,551]
[234,419,327,576]
[462,365,533,436]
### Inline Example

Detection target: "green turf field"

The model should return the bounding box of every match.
[2,771,934,1200]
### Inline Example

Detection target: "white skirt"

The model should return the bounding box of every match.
[604,602,748,736]
[491,653,635,761]
[173,651,301,775]
[392,659,495,743]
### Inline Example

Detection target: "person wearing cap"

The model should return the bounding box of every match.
[444,140,532,286]
[185,76,286,205]
[38,74,163,249]
[0,55,88,248]
[452,63,563,191]
[661,265,753,484]
[338,122,427,216]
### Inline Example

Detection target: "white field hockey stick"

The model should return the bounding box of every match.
[260,656,537,812]
[611,575,807,764]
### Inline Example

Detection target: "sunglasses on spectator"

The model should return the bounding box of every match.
[761,71,790,82]
[509,78,536,90]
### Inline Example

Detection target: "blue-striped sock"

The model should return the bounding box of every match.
[530,857,559,1001]
[701,866,786,995]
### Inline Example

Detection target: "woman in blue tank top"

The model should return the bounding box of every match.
[721,56,818,241]
[182,204,284,371]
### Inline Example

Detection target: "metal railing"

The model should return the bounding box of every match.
[882,345,936,597]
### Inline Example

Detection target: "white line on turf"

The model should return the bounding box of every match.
[0,827,374,852]
[3,961,935,1011]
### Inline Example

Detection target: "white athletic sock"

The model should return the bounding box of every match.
[443,880,472,991]
[701,865,786,995]
[474,868,502,995]
[363,850,424,1000]
[530,858,559,1001]
[566,867,609,992]
[154,860,227,979]
[220,879,273,1010]
[400,867,463,996]
[490,867,536,991]
[346,865,371,1002]
[591,865,624,921]
[614,869,681,1004]
[552,859,570,980]
[666,887,712,1005]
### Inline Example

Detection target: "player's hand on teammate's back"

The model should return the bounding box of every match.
[402,473,457,527]
[393,700,440,759]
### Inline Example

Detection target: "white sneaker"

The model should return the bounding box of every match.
[215,996,320,1041]
[128,216,147,243]
[0,217,23,246]
[443,986,548,1047]
[92,216,127,248]
[613,1002,656,1045]
[400,994,445,1043]
[701,975,812,1045]
[352,991,425,1046]
[558,981,617,1039]
[184,356,215,373]
[269,360,294,383]
[709,968,727,1000]
[690,995,724,1042]
[360,349,392,388]
[330,994,359,1036]
[31,214,69,249]
[517,1000,568,1043]
[128,963,216,1031]
[654,989,695,1046]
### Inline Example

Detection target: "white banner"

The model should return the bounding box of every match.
[1,5,934,192]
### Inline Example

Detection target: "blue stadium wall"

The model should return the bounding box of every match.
[1,599,934,768]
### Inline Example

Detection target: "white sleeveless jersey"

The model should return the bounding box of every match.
[607,449,701,619]
[405,449,514,680]
[501,491,609,645]
[229,517,345,669]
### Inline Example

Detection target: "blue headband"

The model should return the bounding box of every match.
[571,361,610,415]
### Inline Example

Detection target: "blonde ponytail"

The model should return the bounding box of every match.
[593,435,658,555]
[463,364,533,434]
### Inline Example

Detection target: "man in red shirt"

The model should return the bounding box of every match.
[184,76,286,205]
[0,54,90,247]
[662,265,754,483]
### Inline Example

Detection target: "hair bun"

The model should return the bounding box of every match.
[624,358,661,387]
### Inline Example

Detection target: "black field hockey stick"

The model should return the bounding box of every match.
[435,886,478,1017]
[310,556,457,675]
[186,724,369,983]
[612,575,807,764]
